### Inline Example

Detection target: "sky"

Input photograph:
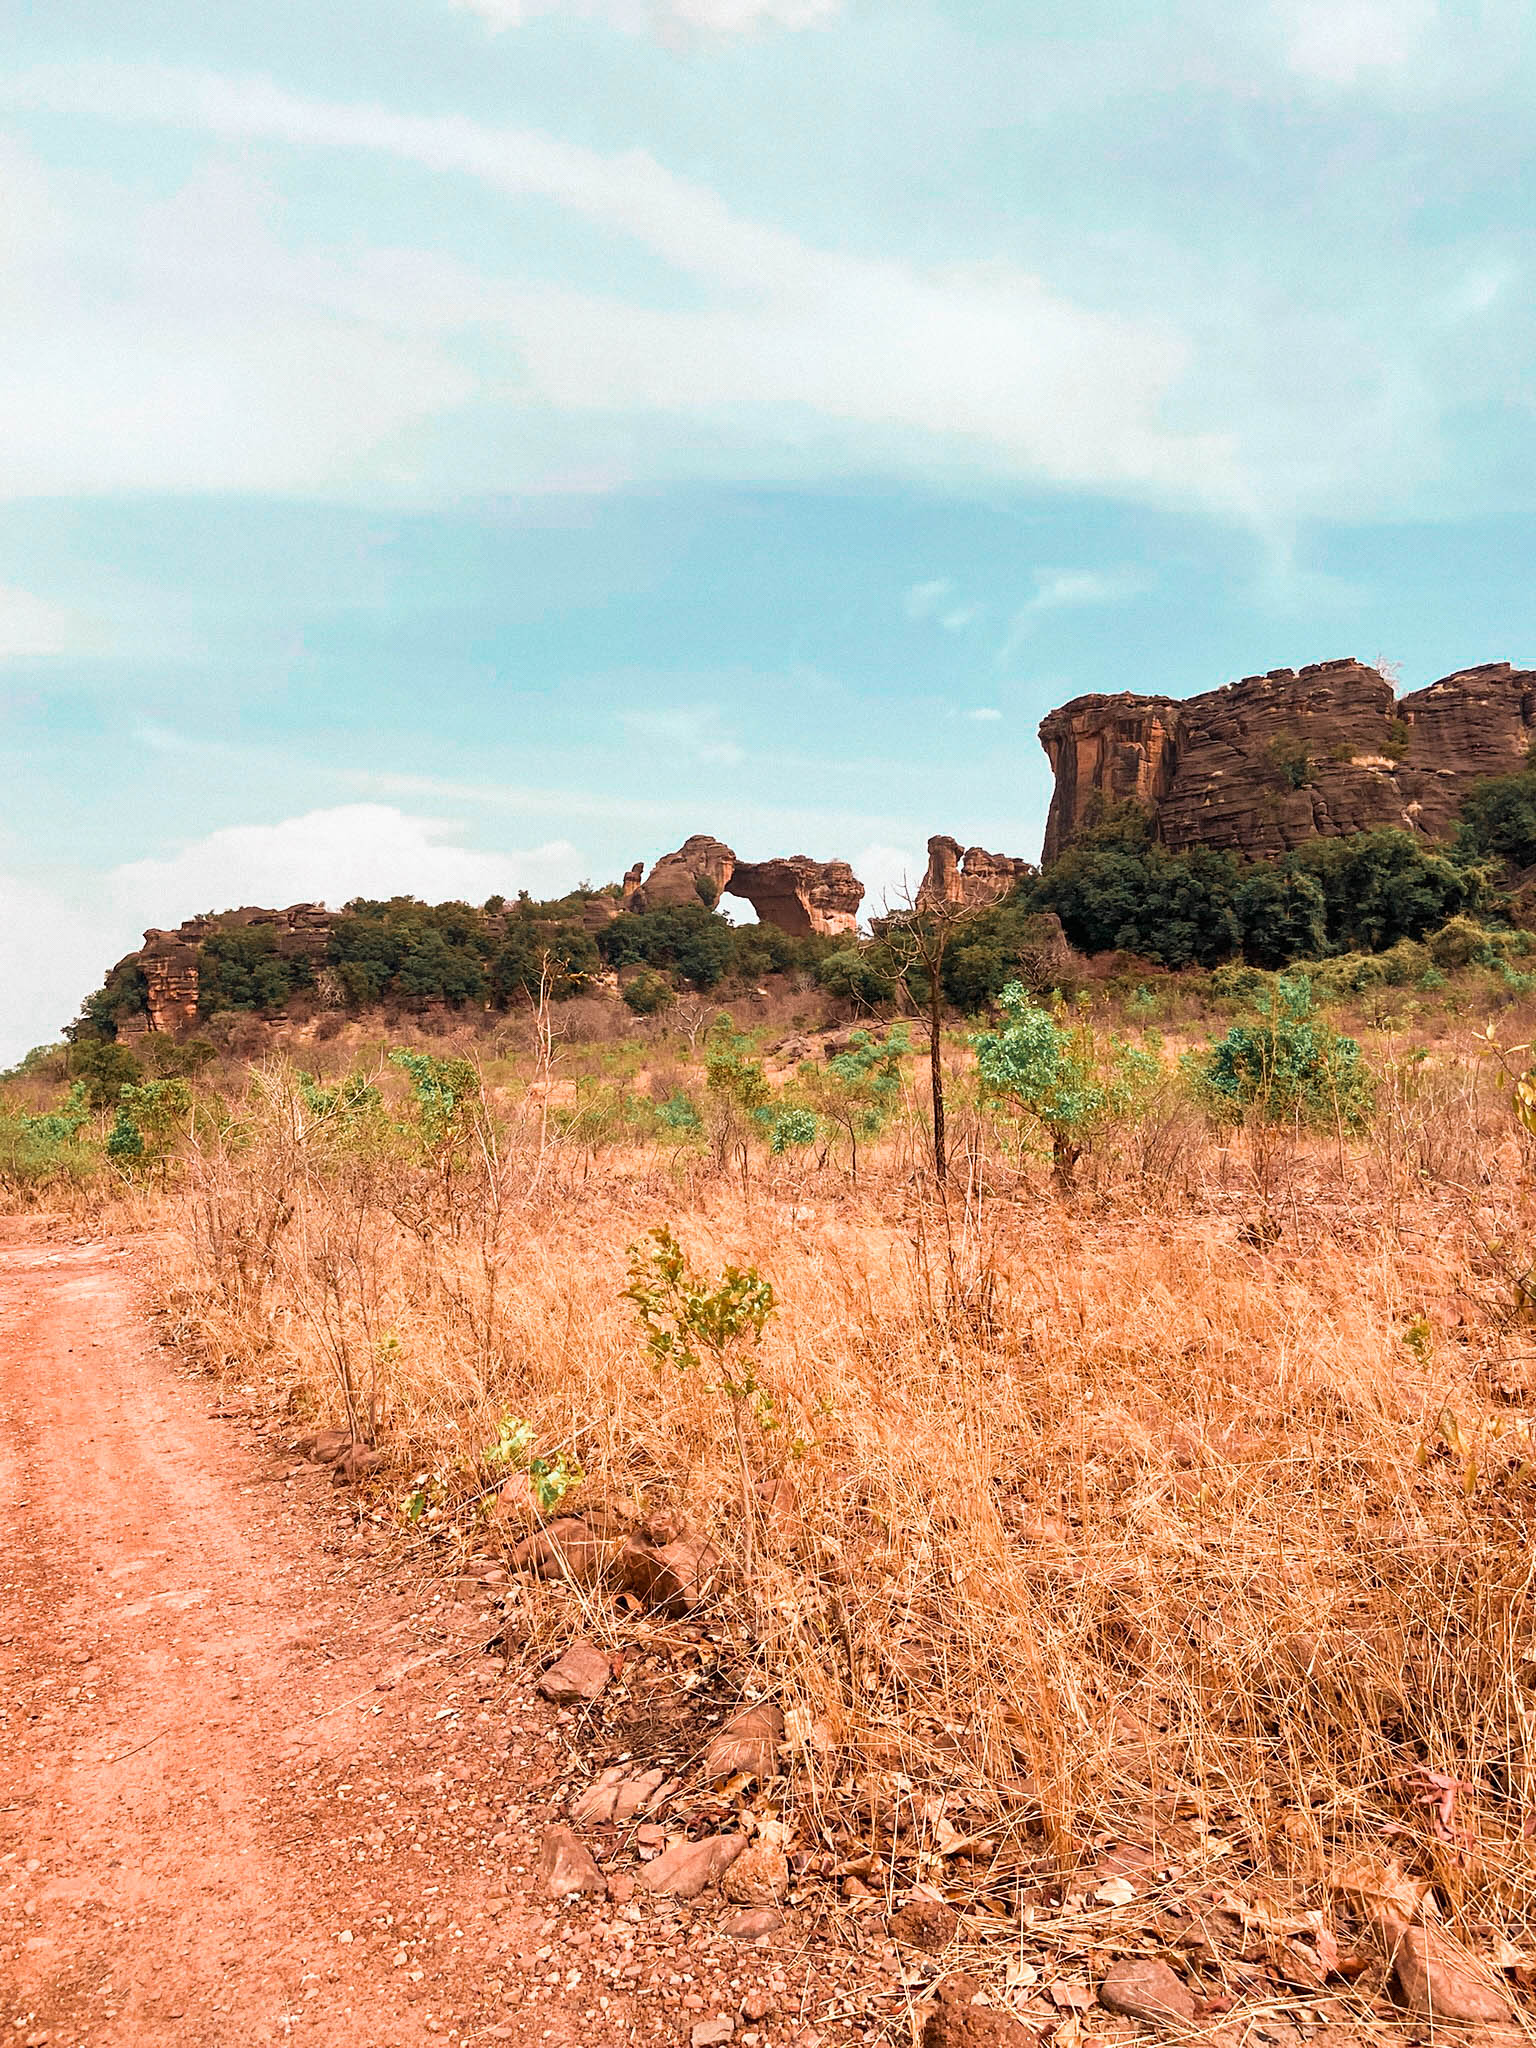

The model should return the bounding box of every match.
[2,0,1534,1060]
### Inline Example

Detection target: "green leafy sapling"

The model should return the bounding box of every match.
[972,982,1155,1188]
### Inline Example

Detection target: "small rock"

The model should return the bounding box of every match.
[741,1992,776,2022]
[721,1843,789,1905]
[755,1475,799,1525]
[332,1443,385,1485]
[888,1898,958,1953]
[922,1976,1040,2048]
[722,1908,784,1942]
[607,1872,635,1903]
[617,1520,719,1616]
[1098,1958,1196,2025]
[538,1640,614,1705]
[641,1833,747,1898]
[300,1427,351,1464]
[509,1517,607,1585]
[573,1763,670,1824]
[1389,1923,1513,2023]
[534,1825,607,1899]
[704,1704,785,1784]
[692,2021,735,2047]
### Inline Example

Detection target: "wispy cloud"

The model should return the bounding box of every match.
[455,0,840,33]
[0,582,87,660]
[964,707,1003,722]
[904,578,983,632]
[0,67,1244,512]
[618,706,745,767]
[997,566,1148,664]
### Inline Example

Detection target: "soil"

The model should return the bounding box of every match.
[0,1223,886,2048]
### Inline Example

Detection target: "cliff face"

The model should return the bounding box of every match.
[1039,659,1536,861]
[120,905,334,1035]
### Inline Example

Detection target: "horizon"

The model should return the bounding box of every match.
[5,1,1536,1060]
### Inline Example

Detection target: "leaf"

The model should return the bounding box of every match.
[1095,1876,1138,1906]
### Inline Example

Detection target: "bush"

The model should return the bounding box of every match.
[816,948,893,1008]
[597,903,735,990]
[623,969,675,1016]
[199,927,314,1016]
[1193,976,1374,1129]
[972,982,1157,1185]
[1288,830,1477,952]
[67,1039,143,1110]
[1457,760,1536,870]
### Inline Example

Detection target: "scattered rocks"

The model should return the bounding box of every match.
[1388,1922,1514,2023]
[720,1842,789,1905]
[888,1898,958,1953]
[691,2020,735,2047]
[703,1704,785,1783]
[572,1764,672,1826]
[640,1833,747,1898]
[537,1640,614,1705]
[922,1975,1041,2048]
[721,1908,784,1942]
[298,1427,350,1464]
[1098,1958,1197,2025]
[617,1518,718,1616]
[534,1825,607,1899]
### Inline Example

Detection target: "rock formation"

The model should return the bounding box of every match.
[626,840,864,937]
[116,905,334,1035]
[917,835,1034,912]
[1040,658,1536,861]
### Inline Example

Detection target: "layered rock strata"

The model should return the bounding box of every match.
[1039,658,1536,861]
[122,905,333,1035]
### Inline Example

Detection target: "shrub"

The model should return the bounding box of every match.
[67,1039,143,1109]
[972,982,1156,1186]
[198,927,314,1015]
[816,947,893,1009]
[1193,975,1374,1129]
[597,902,735,990]
[623,969,675,1017]
[1457,760,1536,870]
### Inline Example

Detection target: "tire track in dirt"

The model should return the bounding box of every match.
[0,1224,817,2048]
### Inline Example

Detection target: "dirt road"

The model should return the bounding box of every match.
[0,1226,815,2048]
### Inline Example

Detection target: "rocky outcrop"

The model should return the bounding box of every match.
[1040,658,1536,861]
[727,856,863,937]
[121,905,334,1035]
[625,835,737,913]
[917,836,1034,912]
[626,840,864,937]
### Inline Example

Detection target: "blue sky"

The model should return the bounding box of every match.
[2,0,1534,1057]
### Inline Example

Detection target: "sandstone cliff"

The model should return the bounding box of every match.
[1039,658,1536,861]
[627,840,864,937]
[121,905,333,1035]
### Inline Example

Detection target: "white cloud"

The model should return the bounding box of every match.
[456,0,839,31]
[0,583,82,659]
[997,566,1148,662]
[107,806,583,925]
[964,707,1003,722]
[854,843,924,924]
[0,805,589,1063]
[1279,0,1436,83]
[0,68,1243,513]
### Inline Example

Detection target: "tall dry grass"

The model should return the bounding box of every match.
[156,1028,1536,1965]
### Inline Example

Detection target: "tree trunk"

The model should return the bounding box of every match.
[1051,1130,1081,1191]
[929,974,947,1187]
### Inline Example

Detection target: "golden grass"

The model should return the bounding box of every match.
[155,1029,1536,1984]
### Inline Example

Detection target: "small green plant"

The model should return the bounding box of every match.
[623,969,675,1017]
[803,1025,909,1181]
[624,1224,778,1557]
[972,982,1155,1187]
[483,1414,584,1514]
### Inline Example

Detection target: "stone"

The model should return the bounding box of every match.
[721,1908,784,1942]
[922,1975,1042,2048]
[109,902,337,1035]
[537,1640,613,1705]
[534,1826,607,1899]
[691,2021,735,2047]
[703,1704,785,1784]
[1039,658,1536,862]
[917,836,1034,912]
[888,1898,958,1952]
[1388,1922,1513,2024]
[628,835,739,913]
[726,856,863,938]
[571,1765,670,1825]
[509,1517,608,1586]
[720,1843,789,1905]
[300,1428,351,1464]
[1097,1958,1197,2025]
[639,1834,747,1898]
[617,1521,718,1616]
[332,1443,385,1485]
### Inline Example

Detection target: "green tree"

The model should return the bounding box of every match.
[1193,975,1374,1129]
[972,982,1155,1188]
[802,1025,909,1181]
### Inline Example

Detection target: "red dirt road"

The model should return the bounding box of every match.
[1,1227,813,2048]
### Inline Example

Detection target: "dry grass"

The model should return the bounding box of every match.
[151,1015,1536,2016]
